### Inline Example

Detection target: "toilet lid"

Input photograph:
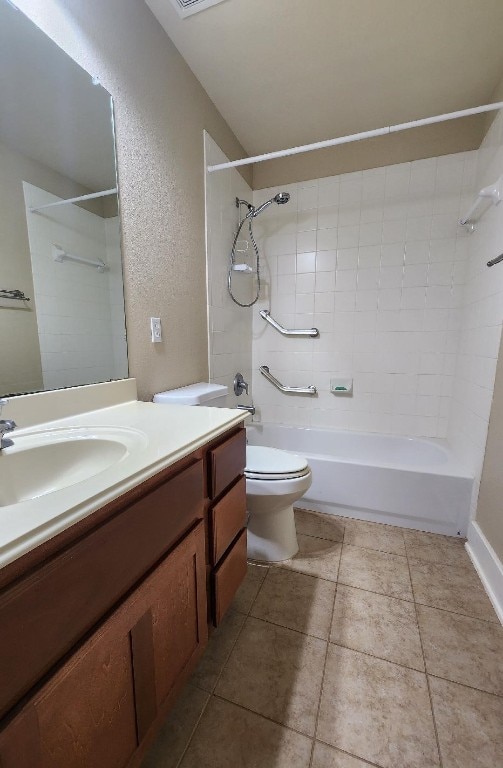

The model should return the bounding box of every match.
[245,446,310,480]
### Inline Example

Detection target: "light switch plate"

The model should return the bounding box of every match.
[150,317,162,342]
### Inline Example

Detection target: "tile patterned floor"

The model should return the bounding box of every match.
[142,510,503,768]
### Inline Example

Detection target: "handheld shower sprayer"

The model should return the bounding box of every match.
[228,191,291,307]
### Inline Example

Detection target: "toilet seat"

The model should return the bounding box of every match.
[245,445,310,481]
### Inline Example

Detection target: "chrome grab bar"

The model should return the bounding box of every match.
[487,253,503,267]
[259,365,317,395]
[260,309,319,338]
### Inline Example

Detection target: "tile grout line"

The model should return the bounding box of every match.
[210,691,315,742]
[173,690,212,768]
[307,544,342,768]
[276,547,500,625]
[174,566,269,768]
[403,531,444,768]
[314,738,386,768]
[426,672,503,700]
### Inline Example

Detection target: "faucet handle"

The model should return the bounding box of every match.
[233,372,249,397]
[0,419,16,431]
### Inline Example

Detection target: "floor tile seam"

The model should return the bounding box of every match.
[207,611,251,696]
[245,560,272,570]
[263,562,339,587]
[426,672,503,700]
[339,514,408,533]
[276,563,339,584]
[174,689,213,768]
[309,581,339,768]
[327,640,426,674]
[337,576,415,603]
[210,691,318,740]
[412,596,501,624]
[414,600,503,629]
[313,737,385,768]
[245,611,331,643]
[341,540,408,558]
[274,563,417,601]
[404,546,444,768]
[275,553,343,583]
[242,567,269,618]
[299,530,344,545]
[334,580,419,606]
[407,555,479,572]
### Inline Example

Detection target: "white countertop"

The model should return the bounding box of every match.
[0,401,246,570]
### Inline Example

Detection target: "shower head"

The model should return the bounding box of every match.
[250,191,291,218]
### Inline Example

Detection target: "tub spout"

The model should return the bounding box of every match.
[236,404,255,416]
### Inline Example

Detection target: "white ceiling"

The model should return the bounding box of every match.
[146,0,503,159]
[0,1,117,192]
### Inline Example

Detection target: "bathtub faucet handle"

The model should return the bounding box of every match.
[234,372,249,397]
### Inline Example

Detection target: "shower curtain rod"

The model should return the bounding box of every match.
[207,102,503,173]
[29,187,117,214]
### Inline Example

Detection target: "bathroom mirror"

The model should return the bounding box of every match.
[0,0,128,397]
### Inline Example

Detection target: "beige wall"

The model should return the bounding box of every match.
[16,0,250,401]
[254,69,503,190]
[253,115,485,190]
[476,331,503,562]
[0,137,99,396]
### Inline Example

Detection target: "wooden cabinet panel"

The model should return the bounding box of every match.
[0,706,41,768]
[37,632,137,768]
[144,523,207,709]
[208,429,246,499]
[210,477,247,565]
[0,523,208,768]
[0,606,138,768]
[212,529,247,626]
[127,522,208,748]
[0,460,204,719]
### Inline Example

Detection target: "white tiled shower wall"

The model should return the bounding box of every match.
[205,132,254,407]
[23,183,128,389]
[251,152,476,438]
[448,109,503,514]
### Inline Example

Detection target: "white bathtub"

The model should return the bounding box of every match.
[246,423,473,537]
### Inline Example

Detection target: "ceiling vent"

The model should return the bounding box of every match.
[170,0,227,18]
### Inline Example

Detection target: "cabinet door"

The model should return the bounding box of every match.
[0,523,208,768]
[132,522,208,741]
[0,611,138,768]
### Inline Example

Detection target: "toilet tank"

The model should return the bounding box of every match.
[153,382,228,407]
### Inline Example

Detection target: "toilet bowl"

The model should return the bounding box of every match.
[152,383,312,563]
[245,446,312,562]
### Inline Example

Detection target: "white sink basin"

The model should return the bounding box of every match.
[0,427,148,506]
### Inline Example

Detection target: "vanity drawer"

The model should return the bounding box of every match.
[208,428,246,499]
[212,529,247,626]
[0,459,204,719]
[210,476,247,565]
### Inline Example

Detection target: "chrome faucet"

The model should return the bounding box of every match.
[0,419,16,450]
[236,404,255,416]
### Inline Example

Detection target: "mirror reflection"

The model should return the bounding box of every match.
[0,0,128,397]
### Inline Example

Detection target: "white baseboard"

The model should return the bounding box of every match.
[465,521,503,626]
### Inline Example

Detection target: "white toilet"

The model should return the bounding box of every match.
[152,382,312,562]
[245,445,311,562]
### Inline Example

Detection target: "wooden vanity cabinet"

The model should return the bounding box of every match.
[0,523,207,768]
[0,425,247,768]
